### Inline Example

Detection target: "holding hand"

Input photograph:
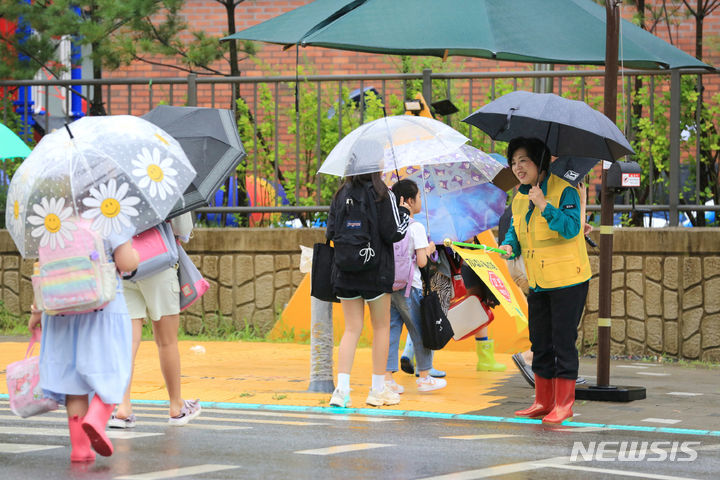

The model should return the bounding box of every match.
[499,244,513,259]
[427,241,436,255]
[528,185,548,211]
[28,305,42,331]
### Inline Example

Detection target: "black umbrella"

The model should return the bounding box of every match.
[463,90,634,165]
[141,105,246,219]
[548,156,600,188]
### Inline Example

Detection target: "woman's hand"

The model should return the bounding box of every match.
[528,185,548,211]
[583,223,594,235]
[426,241,436,255]
[499,244,513,259]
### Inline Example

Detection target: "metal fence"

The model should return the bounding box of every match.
[2,68,718,227]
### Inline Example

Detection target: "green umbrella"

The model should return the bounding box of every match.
[224,0,711,70]
[0,123,32,160]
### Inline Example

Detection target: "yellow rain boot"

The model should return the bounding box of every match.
[476,339,506,372]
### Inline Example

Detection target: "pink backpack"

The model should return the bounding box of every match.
[32,221,117,315]
[124,222,178,282]
[392,218,416,297]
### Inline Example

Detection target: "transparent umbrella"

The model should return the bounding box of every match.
[5,115,196,258]
[317,115,468,177]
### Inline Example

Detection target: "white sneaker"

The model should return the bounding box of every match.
[329,388,351,408]
[385,379,404,394]
[366,386,401,406]
[417,376,447,392]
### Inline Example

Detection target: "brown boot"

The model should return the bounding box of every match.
[515,375,554,418]
[542,377,575,424]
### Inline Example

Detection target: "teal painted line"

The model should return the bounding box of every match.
[5,394,718,437]
[658,427,710,435]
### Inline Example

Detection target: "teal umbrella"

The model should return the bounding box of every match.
[224,0,711,70]
[0,123,32,160]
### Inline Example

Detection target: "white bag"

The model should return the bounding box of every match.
[447,295,493,341]
[299,245,313,274]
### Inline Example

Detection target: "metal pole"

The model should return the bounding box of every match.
[597,0,620,388]
[669,71,681,226]
[187,73,197,107]
[422,69,432,106]
[307,297,335,393]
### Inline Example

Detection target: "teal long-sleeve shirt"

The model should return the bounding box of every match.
[501,178,583,292]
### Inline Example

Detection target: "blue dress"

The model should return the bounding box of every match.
[38,238,132,405]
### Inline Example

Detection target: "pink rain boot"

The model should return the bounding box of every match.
[68,416,95,463]
[81,395,115,457]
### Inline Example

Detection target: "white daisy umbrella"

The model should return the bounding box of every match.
[5,115,196,258]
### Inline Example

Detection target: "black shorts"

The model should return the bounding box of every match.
[334,287,386,302]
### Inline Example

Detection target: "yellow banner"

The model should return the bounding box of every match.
[451,245,528,331]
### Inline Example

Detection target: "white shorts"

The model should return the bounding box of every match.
[123,267,180,321]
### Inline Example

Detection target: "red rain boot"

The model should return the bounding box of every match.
[515,375,554,418]
[542,377,576,424]
[68,416,95,463]
[81,395,115,456]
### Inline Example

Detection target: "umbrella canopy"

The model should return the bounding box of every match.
[141,105,246,219]
[549,156,601,188]
[0,122,31,160]
[317,115,468,177]
[224,0,711,70]
[463,90,634,162]
[6,116,195,258]
[384,146,507,243]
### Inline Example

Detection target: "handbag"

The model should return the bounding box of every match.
[6,328,59,418]
[447,294,494,341]
[419,266,454,350]
[177,244,210,311]
[311,240,339,303]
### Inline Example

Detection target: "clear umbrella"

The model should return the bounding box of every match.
[317,115,468,177]
[6,115,196,258]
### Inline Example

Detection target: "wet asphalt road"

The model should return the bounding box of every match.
[1,400,718,479]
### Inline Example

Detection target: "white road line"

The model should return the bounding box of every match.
[552,426,609,433]
[633,363,661,367]
[125,405,399,422]
[418,456,572,479]
[641,418,682,425]
[541,462,700,480]
[696,443,720,452]
[636,372,671,376]
[295,443,393,455]
[667,392,704,396]
[616,365,649,369]
[114,464,239,479]
[440,434,516,440]
[0,426,162,439]
[0,414,249,431]
[0,442,63,453]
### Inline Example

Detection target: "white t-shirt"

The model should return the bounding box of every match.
[408,220,430,289]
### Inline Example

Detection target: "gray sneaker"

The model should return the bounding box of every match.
[108,414,136,429]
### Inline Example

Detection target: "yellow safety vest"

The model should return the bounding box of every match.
[512,176,591,289]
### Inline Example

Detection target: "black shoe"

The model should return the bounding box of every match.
[400,356,414,375]
[511,353,535,388]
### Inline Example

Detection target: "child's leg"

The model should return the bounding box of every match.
[152,314,183,417]
[337,298,365,375]
[367,294,391,377]
[66,394,89,418]
[404,288,433,376]
[115,318,143,419]
[385,294,405,379]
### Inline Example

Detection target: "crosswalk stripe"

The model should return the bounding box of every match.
[114,464,239,479]
[0,426,162,439]
[295,443,393,455]
[641,418,682,425]
[0,413,248,431]
[440,434,517,440]
[636,372,671,376]
[0,442,63,453]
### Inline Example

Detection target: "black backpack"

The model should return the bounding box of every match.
[332,183,380,272]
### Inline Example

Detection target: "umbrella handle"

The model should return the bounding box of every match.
[443,239,507,255]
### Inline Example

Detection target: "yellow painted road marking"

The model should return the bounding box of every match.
[295,443,393,455]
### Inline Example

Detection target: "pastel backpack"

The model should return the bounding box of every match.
[32,221,117,315]
[124,221,179,282]
[392,218,415,296]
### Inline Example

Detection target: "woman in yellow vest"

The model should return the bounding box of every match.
[498,137,591,424]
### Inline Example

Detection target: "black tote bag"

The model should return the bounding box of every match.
[419,267,454,350]
[311,240,339,303]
